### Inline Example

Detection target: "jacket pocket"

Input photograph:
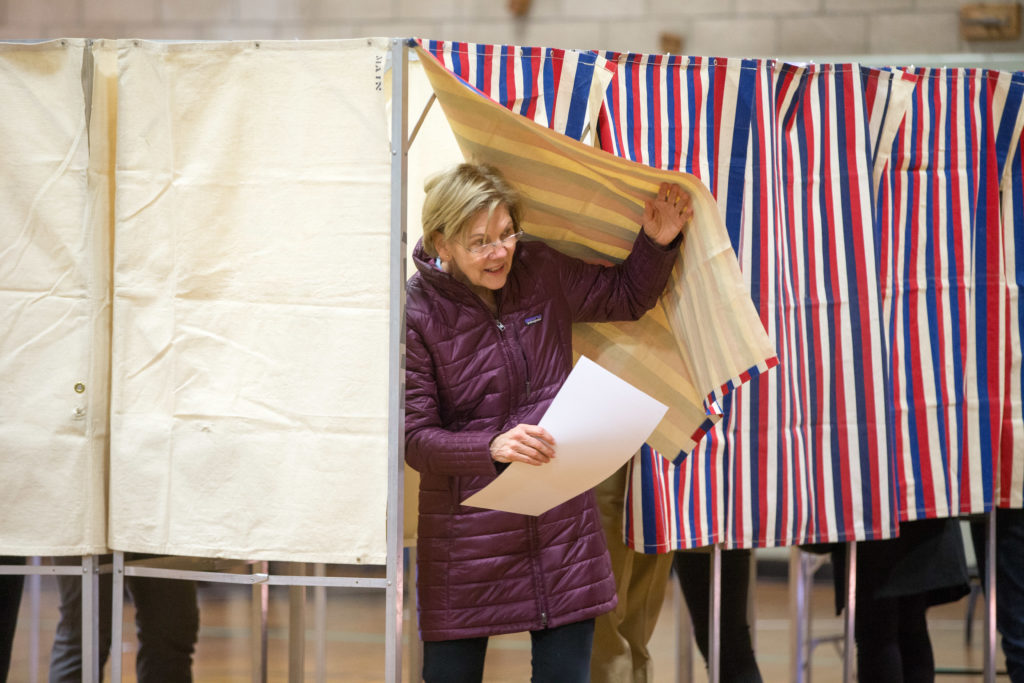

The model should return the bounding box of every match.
[447,476,462,512]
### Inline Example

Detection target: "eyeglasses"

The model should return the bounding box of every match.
[460,230,524,256]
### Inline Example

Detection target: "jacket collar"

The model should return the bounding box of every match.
[412,237,520,308]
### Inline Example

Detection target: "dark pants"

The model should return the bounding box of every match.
[674,549,763,683]
[49,555,199,683]
[972,508,1024,683]
[854,591,933,683]
[0,557,25,682]
[422,618,595,683]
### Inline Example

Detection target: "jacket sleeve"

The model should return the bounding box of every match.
[556,228,681,323]
[404,319,501,477]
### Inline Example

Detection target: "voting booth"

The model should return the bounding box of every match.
[3,35,1024,682]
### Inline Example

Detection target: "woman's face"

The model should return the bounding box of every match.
[435,205,517,298]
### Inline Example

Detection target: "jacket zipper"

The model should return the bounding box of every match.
[485,299,548,629]
[495,318,531,400]
[527,516,549,630]
[521,347,532,400]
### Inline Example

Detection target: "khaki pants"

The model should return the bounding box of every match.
[590,464,673,683]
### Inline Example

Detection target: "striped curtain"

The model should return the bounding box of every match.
[417,43,777,469]
[609,58,917,549]
[878,68,1024,521]
[1000,125,1024,510]
[419,39,607,142]
[603,55,769,549]
[418,41,1024,548]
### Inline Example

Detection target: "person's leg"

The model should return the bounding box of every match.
[853,591,903,683]
[619,548,673,680]
[591,464,673,683]
[895,592,934,683]
[0,557,25,681]
[673,550,762,683]
[673,550,711,657]
[422,636,489,683]
[48,557,113,683]
[530,618,594,683]
[995,508,1024,683]
[126,570,199,683]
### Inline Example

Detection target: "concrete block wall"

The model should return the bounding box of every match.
[1,0,1023,59]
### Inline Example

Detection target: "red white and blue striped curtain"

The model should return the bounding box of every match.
[421,41,1024,549]
[876,68,1024,522]
[606,57,916,550]
[599,55,762,549]
[418,39,607,142]
[1000,121,1024,510]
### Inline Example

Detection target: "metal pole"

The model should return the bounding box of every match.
[314,563,327,683]
[843,542,856,683]
[386,35,409,683]
[81,555,100,683]
[675,561,693,683]
[288,563,306,683]
[111,552,125,682]
[252,560,269,683]
[28,557,41,683]
[709,545,721,682]
[789,548,807,683]
[406,548,422,683]
[984,510,997,683]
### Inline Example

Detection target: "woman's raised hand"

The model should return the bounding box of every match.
[643,182,694,247]
[490,424,556,466]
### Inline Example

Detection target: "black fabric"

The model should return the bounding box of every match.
[854,591,935,683]
[422,636,489,683]
[0,557,25,683]
[673,550,763,683]
[830,517,970,614]
[971,508,1024,683]
[48,554,198,683]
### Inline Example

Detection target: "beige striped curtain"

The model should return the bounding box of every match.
[417,45,778,464]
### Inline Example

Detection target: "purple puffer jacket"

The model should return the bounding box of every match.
[405,230,679,641]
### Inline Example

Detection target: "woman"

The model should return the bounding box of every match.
[405,163,692,683]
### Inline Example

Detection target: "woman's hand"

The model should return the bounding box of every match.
[490,424,556,466]
[642,182,694,247]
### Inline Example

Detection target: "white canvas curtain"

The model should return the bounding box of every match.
[109,39,393,564]
[1,38,394,564]
[0,39,108,555]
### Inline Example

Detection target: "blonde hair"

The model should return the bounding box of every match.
[421,163,523,257]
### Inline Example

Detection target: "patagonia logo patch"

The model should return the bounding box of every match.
[525,315,543,326]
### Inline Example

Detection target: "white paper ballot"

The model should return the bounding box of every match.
[462,356,669,516]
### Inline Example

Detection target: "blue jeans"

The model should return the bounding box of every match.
[422,618,595,683]
[972,508,1024,683]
